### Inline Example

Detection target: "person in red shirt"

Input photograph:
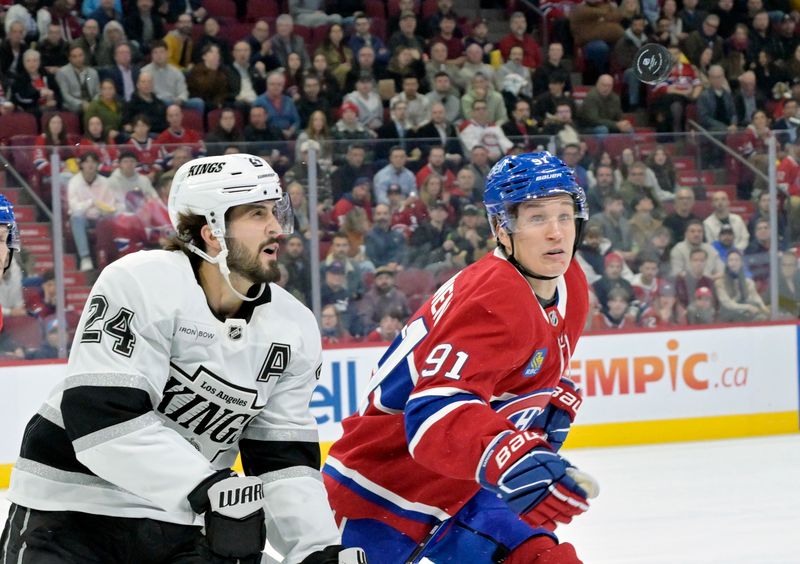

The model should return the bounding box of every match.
[124,114,161,180]
[497,11,542,70]
[154,104,206,170]
[324,152,595,563]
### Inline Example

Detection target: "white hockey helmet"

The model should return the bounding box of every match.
[168,153,293,301]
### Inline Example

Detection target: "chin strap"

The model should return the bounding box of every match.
[502,234,560,281]
[187,234,265,303]
[3,249,14,274]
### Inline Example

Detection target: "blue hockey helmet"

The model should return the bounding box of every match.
[484,151,588,238]
[0,194,20,252]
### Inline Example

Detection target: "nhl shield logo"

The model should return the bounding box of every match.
[228,325,243,341]
[548,310,559,326]
[524,348,547,377]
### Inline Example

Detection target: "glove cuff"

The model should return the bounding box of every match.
[188,468,237,514]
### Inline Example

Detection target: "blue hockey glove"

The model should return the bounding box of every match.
[534,377,582,451]
[477,430,589,530]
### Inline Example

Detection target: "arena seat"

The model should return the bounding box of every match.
[204,0,237,19]
[0,112,38,144]
[3,316,43,351]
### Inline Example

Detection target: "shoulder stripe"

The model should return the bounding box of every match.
[408,387,468,401]
[14,458,121,489]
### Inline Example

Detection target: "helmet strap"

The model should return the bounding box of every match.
[502,233,560,281]
[3,249,14,274]
[187,229,265,303]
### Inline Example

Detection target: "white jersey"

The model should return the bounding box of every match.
[8,250,339,562]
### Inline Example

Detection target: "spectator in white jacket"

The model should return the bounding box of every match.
[703,190,749,251]
[458,99,513,161]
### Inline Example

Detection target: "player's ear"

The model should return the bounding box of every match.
[200,224,222,252]
[497,226,512,253]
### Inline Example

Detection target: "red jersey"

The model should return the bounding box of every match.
[323,251,589,541]
[778,154,800,197]
[498,34,542,69]
[125,137,161,174]
[652,60,699,98]
[153,127,205,168]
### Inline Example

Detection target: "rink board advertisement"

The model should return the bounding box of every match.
[1,324,799,486]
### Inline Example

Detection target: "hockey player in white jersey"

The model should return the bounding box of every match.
[0,154,366,564]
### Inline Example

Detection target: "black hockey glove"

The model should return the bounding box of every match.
[300,545,368,563]
[188,469,266,561]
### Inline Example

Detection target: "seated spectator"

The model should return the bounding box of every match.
[84,78,124,141]
[99,41,139,103]
[376,99,411,160]
[124,0,165,54]
[419,175,456,223]
[408,201,457,270]
[715,249,769,321]
[639,283,687,327]
[703,191,749,251]
[465,145,492,194]
[107,149,157,204]
[421,0,462,40]
[332,102,375,164]
[226,40,266,111]
[124,114,160,179]
[283,140,332,195]
[373,146,417,205]
[590,287,638,330]
[416,145,456,192]
[619,161,663,214]
[498,11,542,70]
[331,144,370,203]
[463,17,494,64]
[586,164,618,216]
[663,187,699,244]
[0,256,25,318]
[558,143,589,192]
[711,222,738,266]
[682,13,724,68]
[296,74,331,129]
[541,101,581,152]
[286,181,310,238]
[33,113,76,183]
[67,151,118,271]
[55,42,100,114]
[269,14,310,70]
[747,191,787,246]
[386,46,426,95]
[192,17,231,66]
[279,233,311,305]
[777,252,800,318]
[388,10,425,56]
[424,72,461,125]
[740,109,773,197]
[429,14,464,66]
[142,39,203,114]
[187,44,231,112]
[458,100,513,162]
[344,45,382,93]
[388,185,428,238]
[344,74,383,130]
[650,46,702,134]
[532,43,571,98]
[462,73,507,126]
[243,105,288,164]
[446,203,490,266]
[310,52,344,107]
[27,269,57,319]
[590,194,634,262]
[686,286,717,324]
[322,234,367,301]
[357,266,410,334]
[243,19,279,71]
[611,14,648,110]
[349,12,390,67]
[675,247,716,309]
[154,104,205,168]
[332,177,373,227]
[578,74,633,135]
[314,22,352,88]
[501,99,539,149]
[342,206,375,273]
[366,203,406,269]
[593,251,635,312]
[124,71,167,133]
[283,52,306,102]
[631,252,668,309]
[295,110,334,171]
[390,74,431,131]
[415,101,463,165]
[79,115,118,175]
[569,0,624,80]
[629,195,663,253]
[671,219,724,277]
[645,146,677,199]
[744,218,779,294]
[156,145,193,186]
[95,20,140,68]
[733,70,766,127]
[254,71,301,139]
[9,49,60,118]
[205,107,245,156]
[459,43,495,87]
[425,41,463,93]
[495,45,533,100]
[46,1,82,47]
[164,13,194,70]
[38,23,69,74]
[365,310,405,343]
[319,302,355,345]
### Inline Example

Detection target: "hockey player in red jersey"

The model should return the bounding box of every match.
[323,151,598,563]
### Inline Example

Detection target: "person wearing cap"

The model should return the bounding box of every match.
[321,259,361,332]
[388,10,425,55]
[638,281,687,327]
[68,151,119,271]
[711,222,738,264]
[344,72,383,130]
[331,176,373,226]
[373,146,417,205]
[687,285,717,325]
[357,265,410,333]
[332,99,375,163]
[463,17,494,64]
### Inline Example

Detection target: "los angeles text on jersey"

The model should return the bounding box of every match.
[157,362,265,461]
